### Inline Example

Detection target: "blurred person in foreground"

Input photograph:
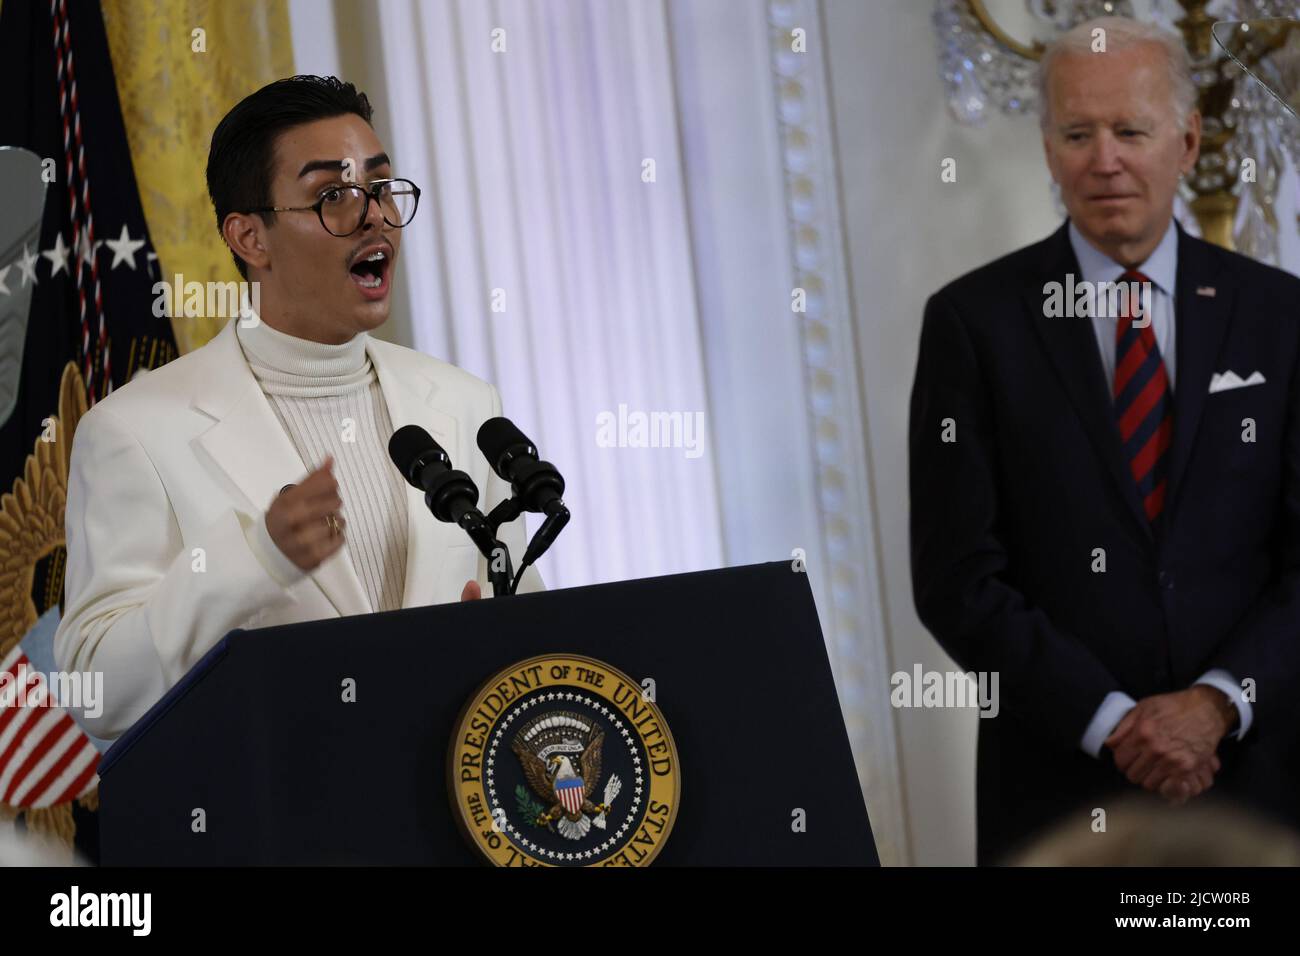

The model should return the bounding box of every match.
[1012,794,1300,866]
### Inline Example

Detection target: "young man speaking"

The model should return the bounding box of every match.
[55,76,540,739]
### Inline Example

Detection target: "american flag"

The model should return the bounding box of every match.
[555,776,585,816]
[0,646,98,809]
[0,0,177,860]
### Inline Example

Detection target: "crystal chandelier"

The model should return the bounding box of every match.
[934,0,1300,263]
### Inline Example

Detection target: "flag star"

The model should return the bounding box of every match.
[105,224,146,270]
[42,233,70,277]
[0,264,9,295]
[16,244,39,286]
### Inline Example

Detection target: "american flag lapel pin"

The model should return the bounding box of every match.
[1196,286,1217,297]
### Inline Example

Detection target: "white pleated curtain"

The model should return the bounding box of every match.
[377,0,725,588]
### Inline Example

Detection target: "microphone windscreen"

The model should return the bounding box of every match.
[477,417,533,471]
[388,424,437,487]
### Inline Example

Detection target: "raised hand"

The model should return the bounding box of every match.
[265,456,346,572]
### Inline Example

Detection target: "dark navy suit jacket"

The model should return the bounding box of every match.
[909,218,1300,864]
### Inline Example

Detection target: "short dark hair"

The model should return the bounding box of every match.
[206,75,375,279]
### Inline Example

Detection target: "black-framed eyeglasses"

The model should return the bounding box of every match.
[248,178,421,237]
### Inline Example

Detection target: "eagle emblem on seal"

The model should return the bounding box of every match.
[512,710,623,841]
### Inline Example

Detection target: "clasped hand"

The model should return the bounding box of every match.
[1105,687,1233,805]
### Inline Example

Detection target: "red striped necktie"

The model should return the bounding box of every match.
[1113,268,1172,523]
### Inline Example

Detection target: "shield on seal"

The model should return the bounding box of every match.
[555,776,585,815]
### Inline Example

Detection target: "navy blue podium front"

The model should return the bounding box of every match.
[98,561,879,865]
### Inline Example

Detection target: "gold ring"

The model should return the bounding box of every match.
[325,513,341,537]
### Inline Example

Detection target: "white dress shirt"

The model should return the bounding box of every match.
[1067,219,1252,757]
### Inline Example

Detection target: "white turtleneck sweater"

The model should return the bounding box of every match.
[236,318,408,614]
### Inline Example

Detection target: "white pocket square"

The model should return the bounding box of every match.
[1208,370,1266,393]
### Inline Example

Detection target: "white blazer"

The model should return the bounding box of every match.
[55,318,541,739]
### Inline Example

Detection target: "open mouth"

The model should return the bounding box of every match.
[349,247,390,294]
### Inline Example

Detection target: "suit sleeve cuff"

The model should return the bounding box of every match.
[1195,669,1252,740]
[1080,691,1138,758]
[244,511,308,588]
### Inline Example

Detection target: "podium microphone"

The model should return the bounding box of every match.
[476,417,570,585]
[388,424,513,596]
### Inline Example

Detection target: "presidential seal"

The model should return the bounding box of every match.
[449,654,680,866]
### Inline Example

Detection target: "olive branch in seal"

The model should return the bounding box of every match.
[515,785,549,827]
